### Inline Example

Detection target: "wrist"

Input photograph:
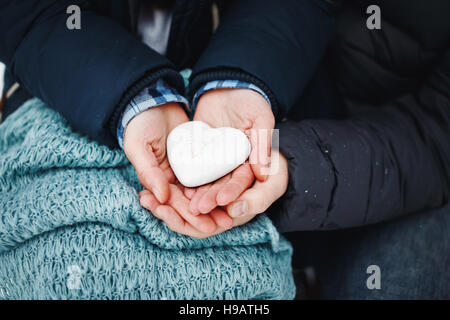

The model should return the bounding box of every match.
[116,79,190,149]
[158,102,188,130]
[122,102,179,150]
[197,88,271,114]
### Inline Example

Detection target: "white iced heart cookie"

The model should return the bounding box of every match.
[167,121,251,187]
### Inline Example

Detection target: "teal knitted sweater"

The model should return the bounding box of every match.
[0,99,295,300]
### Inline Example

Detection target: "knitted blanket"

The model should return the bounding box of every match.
[0,98,295,300]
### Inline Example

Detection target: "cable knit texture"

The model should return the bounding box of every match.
[0,98,295,300]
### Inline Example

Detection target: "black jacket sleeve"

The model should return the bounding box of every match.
[189,0,338,119]
[269,46,450,232]
[0,0,184,146]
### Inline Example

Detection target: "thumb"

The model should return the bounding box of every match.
[226,159,286,218]
[127,141,170,204]
[226,181,271,218]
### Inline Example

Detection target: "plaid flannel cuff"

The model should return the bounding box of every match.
[116,79,189,148]
[191,80,272,113]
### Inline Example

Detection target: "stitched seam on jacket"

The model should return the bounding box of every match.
[309,125,338,229]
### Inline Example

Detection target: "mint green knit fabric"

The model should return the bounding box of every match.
[0,98,295,300]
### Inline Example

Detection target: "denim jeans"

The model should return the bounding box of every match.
[285,203,450,299]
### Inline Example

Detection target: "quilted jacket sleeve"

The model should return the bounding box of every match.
[269,8,450,232]
[0,0,184,146]
[190,0,338,119]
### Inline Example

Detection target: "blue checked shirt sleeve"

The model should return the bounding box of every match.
[191,80,272,113]
[116,79,189,148]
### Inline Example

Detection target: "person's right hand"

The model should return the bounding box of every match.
[123,102,188,204]
[193,88,275,182]
[183,88,275,216]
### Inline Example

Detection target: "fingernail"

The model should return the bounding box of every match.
[230,200,248,217]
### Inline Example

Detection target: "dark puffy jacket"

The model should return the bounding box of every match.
[0,0,336,146]
[269,0,450,232]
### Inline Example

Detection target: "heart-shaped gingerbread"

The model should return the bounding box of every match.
[167,121,251,187]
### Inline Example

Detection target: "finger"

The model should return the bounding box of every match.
[160,157,176,183]
[140,189,226,238]
[140,166,170,204]
[232,213,257,228]
[175,180,187,192]
[155,205,194,234]
[139,190,160,213]
[188,184,213,215]
[209,208,234,230]
[249,117,274,182]
[184,187,196,199]
[197,175,231,214]
[226,174,284,218]
[168,184,217,234]
[216,163,255,206]
[226,185,268,218]
[128,142,170,204]
[159,204,228,239]
[249,128,271,182]
[141,184,218,234]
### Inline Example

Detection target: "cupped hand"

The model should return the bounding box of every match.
[224,150,289,218]
[165,150,289,238]
[140,152,288,239]
[194,88,275,181]
[123,102,188,204]
[184,162,255,215]
[187,88,275,215]
[139,183,238,239]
